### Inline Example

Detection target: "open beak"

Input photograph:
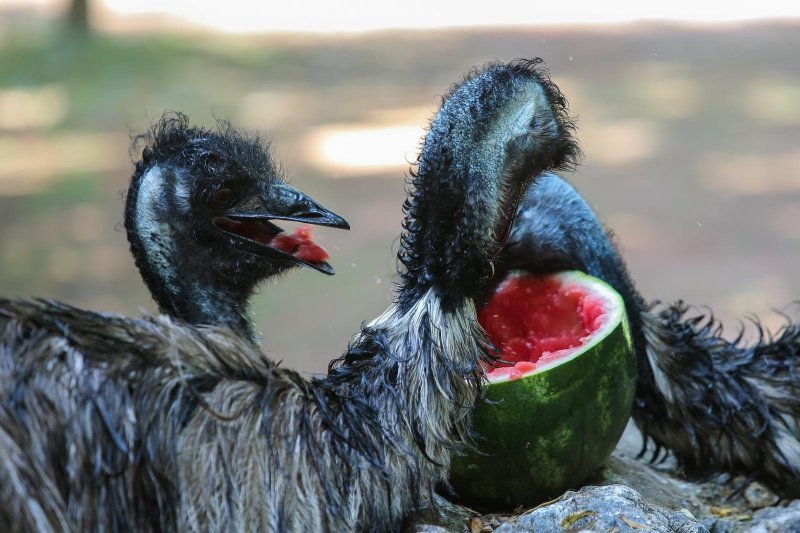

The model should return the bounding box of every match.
[213,183,349,275]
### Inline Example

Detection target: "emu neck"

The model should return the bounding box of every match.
[163,274,259,342]
[137,231,260,342]
[128,166,259,343]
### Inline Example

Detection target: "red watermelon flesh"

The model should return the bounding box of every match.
[269,225,330,263]
[478,275,608,381]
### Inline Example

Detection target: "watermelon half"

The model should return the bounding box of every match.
[450,270,636,508]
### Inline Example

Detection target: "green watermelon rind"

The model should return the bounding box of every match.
[450,270,636,508]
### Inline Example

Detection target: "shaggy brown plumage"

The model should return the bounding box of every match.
[641,302,800,492]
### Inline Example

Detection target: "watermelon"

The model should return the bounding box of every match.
[269,225,330,263]
[450,271,636,508]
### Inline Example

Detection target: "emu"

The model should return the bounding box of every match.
[0,60,577,531]
[498,173,800,494]
[124,114,349,343]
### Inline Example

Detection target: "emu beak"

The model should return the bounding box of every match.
[213,183,349,275]
[255,183,350,231]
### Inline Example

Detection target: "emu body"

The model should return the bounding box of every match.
[497,173,800,493]
[0,60,577,531]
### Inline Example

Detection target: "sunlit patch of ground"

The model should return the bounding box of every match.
[304,115,427,177]
[699,151,800,195]
[743,77,800,125]
[95,0,800,33]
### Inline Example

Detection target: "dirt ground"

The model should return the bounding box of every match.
[0,20,798,372]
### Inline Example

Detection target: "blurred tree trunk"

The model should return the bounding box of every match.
[67,0,90,35]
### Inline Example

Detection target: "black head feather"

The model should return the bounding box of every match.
[398,59,580,311]
[123,112,288,339]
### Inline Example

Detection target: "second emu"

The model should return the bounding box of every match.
[499,173,800,494]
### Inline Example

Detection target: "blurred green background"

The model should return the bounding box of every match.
[1,2,799,373]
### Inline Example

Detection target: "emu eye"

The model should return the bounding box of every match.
[211,187,234,207]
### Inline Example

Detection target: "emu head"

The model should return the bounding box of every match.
[399,59,579,310]
[124,113,349,339]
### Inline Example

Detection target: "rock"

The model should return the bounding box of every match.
[408,494,478,532]
[744,482,780,510]
[413,527,450,533]
[746,500,800,532]
[492,484,706,532]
